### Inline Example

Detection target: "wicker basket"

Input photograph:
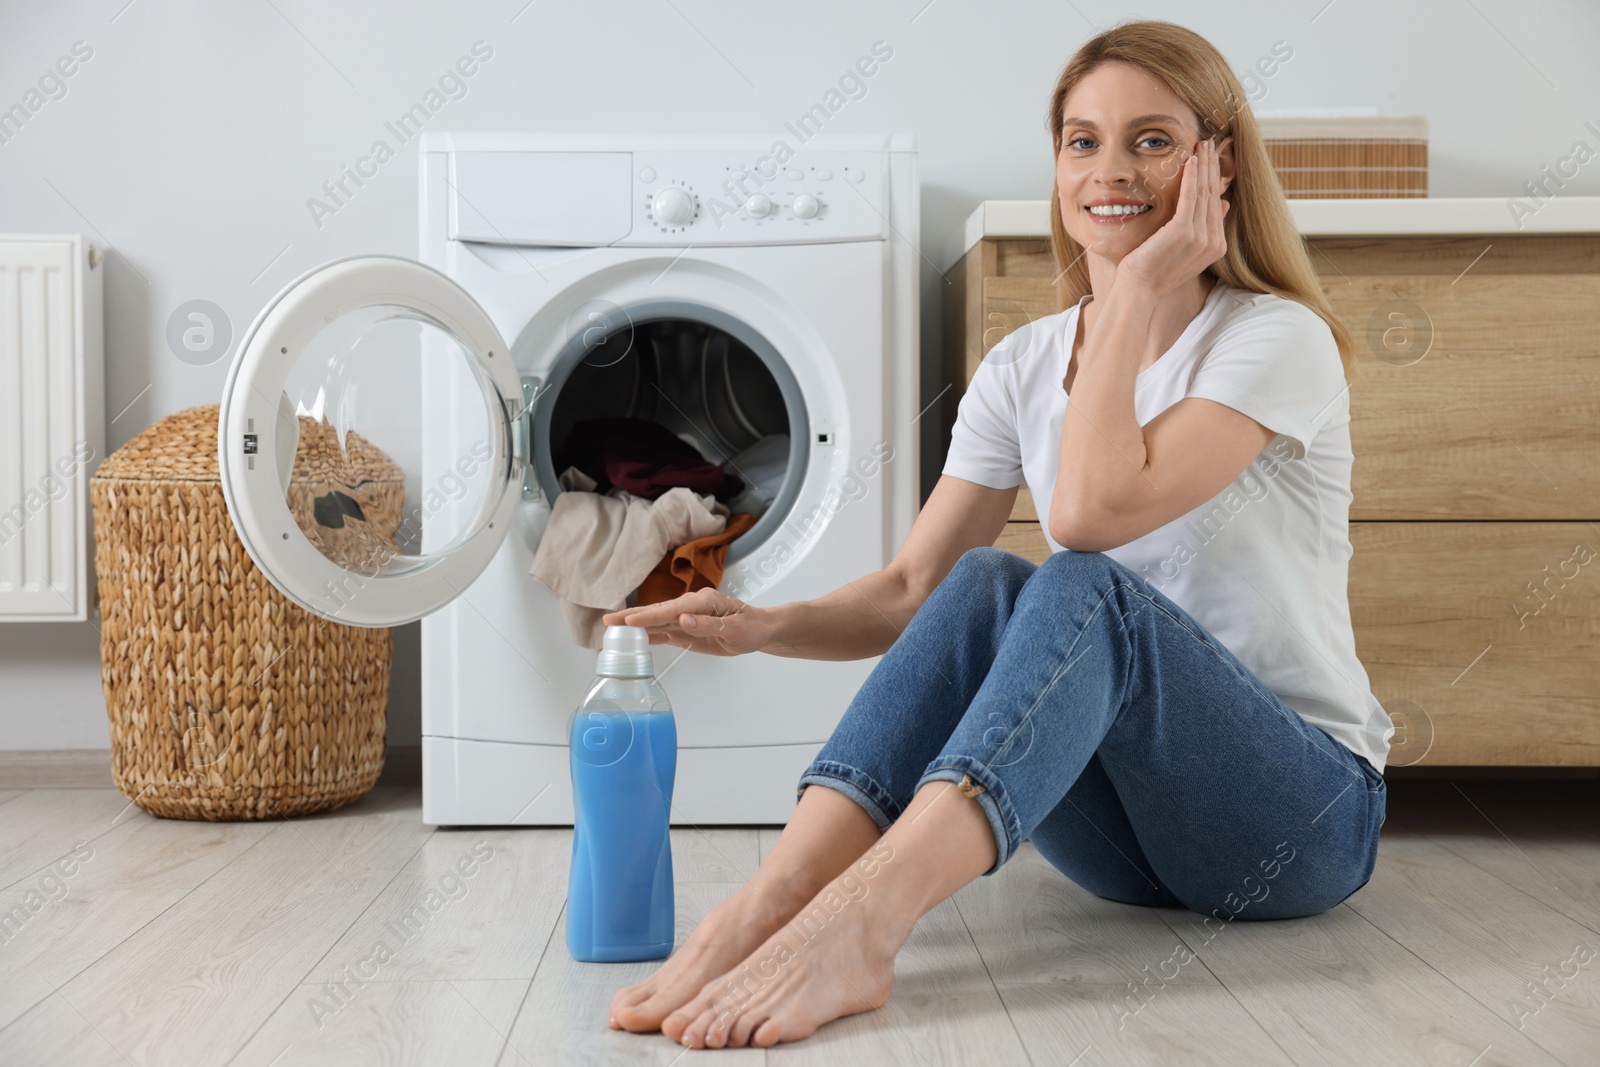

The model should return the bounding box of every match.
[1259,115,1428,198]
[91,404,403,820]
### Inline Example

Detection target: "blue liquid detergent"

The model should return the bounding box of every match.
[566,626,677,963]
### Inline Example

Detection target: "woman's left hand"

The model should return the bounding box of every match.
[1115,136,1232,300]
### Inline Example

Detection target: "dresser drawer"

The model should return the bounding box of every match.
[1328,236,1600,520]
[1350,522,1600,765]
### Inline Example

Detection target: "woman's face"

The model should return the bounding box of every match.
[1055,61,1232,262]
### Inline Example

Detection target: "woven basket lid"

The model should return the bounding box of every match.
[94,404,404,487]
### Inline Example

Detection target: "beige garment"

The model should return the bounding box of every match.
[529,467,728,648]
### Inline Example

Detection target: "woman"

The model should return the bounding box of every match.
[605,18,1392,1051]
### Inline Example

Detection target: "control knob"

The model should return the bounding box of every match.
[652,187,696,226]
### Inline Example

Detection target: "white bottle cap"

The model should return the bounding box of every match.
[596,625,654,678]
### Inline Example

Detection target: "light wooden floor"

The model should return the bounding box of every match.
[0,781,1596,1066]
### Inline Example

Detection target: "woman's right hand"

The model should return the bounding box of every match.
[601,589,777,656]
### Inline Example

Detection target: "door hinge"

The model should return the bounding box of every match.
[515,375,544,501]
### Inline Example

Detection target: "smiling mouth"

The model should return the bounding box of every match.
[1086,204,1153,218]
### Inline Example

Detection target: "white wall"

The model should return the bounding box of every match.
[3,0,1597,749]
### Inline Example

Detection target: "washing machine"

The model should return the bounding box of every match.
[217,134,919,825]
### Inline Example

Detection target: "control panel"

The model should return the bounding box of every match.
[444,147,894,247]
[628,151,889,245]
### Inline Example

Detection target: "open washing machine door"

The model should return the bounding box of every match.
[218,256,525,627]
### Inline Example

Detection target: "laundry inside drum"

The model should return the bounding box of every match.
[545,318,798,545]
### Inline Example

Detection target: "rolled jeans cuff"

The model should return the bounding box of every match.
[918,756,1018,875]
[796,759,898,834]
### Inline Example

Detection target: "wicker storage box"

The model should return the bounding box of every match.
[1259,114,1428,198]
[91,404,402,820]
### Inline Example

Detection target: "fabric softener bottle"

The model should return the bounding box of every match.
[566,625,677,962]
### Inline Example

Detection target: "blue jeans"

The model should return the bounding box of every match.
[797,548,1386,919]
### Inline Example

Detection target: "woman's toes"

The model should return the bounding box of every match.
[631,991,678,1026]
[613,990,669,1031]
[664,976,724,1043]
[610,980,653,1010]
[674,1006,710,1048]
[610,988,665,1031]
[729,1006,769,1048]
[752,1016,785,1048]
[612,962,725,1033]
[660,1003,696,1042]
[607,991,640,1028]
[609,1004,648,1032]
[704,1012,733,1049]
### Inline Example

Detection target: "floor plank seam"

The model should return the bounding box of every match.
[949,893,1036,1067]
[1376,812,1600,940]
[1339,899,1572,1064]
[442,975,535,1067]
[0,789,170,894]
[220,822,441,1066]
[679,824,761,887]
[38,978,139,1065]
[0,818,290,1048]
[1420,834,1600,942]
[1156,908,1304,1066]
[498,897,567,1067]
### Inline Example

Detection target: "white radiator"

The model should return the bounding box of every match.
[0,235,104,622]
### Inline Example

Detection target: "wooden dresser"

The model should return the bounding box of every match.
[940,199,1600,767]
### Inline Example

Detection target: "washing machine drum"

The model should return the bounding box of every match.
[541,316,804,531]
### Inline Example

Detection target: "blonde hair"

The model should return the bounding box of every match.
[1046,19,1360,382]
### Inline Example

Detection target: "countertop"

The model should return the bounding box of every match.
[942,196,1600,272]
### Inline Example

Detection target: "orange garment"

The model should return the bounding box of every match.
[636,512,758,606]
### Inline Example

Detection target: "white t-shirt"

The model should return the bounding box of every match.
[943,279,1394,772]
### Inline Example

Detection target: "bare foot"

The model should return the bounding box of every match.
[608,876,808,1033]
[664,871,906,1049]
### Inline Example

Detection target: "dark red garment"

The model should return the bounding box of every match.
[554,418,744,502]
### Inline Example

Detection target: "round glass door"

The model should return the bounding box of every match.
[218,256,523,626]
